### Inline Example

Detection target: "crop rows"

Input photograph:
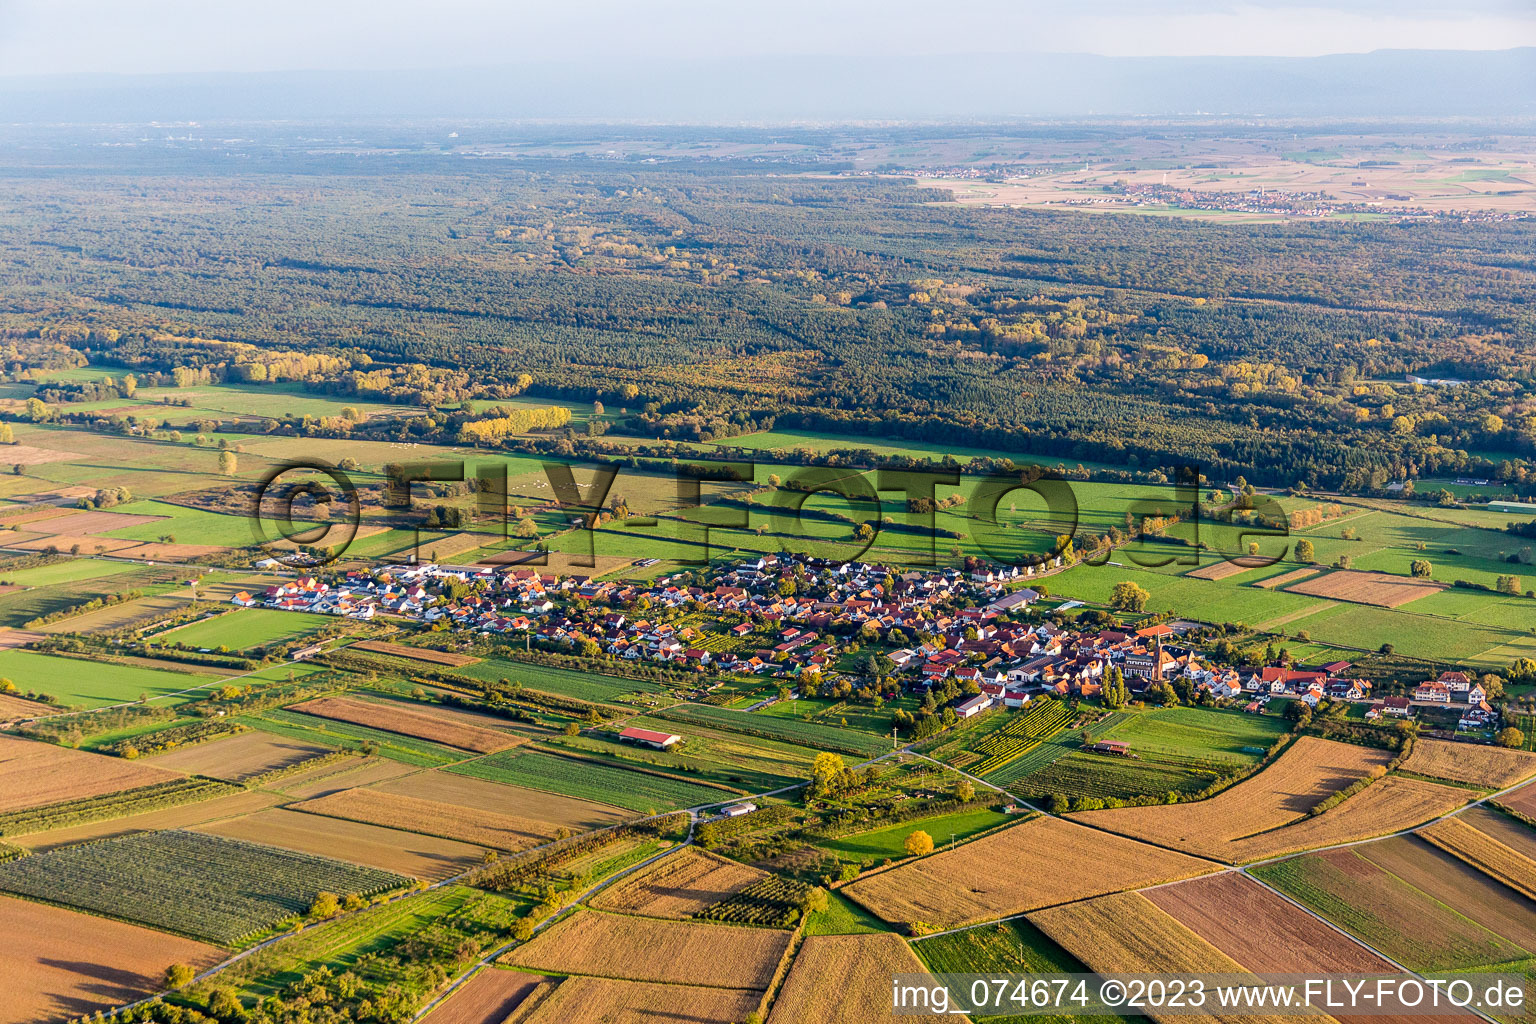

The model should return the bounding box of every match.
[695,874,814,929]
[447,750,732,812]
[0,777,240,837]
[0,829,408,945]
[656,703,889,757]
[973,700,1072,776]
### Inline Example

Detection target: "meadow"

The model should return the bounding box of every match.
[817,806,1012,863]
[655,702,891,758]
[161,608,331,649]
[238,708,469,766]
[0,649,209,707]
[446,749,733,812]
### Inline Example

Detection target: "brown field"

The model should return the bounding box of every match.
[12,788,281,852]
[1030,892,1290,1024]
[520,977,760,1024]
[26,509,166,535]
[502,909,790,990]
[1418,816,1536,901]
[1185,559,1261,581]
[1146,872,1395,973]
[1402,738,1536,789]
[351,640,481,667]
[842,816,1217,930]
[411,530,498,561]
[35,595,190,634]
[0,690,58,722]
[1464,804,1536,862]
[769,933,966,1024]
[0,506,75,525]
[1069,737,1394,861]
[372,769,632,829]
[6,533,142,553]
[1223,776,1470,862]
[194,806,485,879]
[290,695,520,754]
[116,541,227,561]
[425,967,545,1024]
[1502,784,1536,818]
[147,731,334,781]
[476,550,636,577]
[590,846,766,919]
[0,732,182,814]
[1285,569,1444,608]
[1354,835,1536,952]
[0,893,224,1024]
[293,787,553,850]
[0,443,82,466]
[264,755,419,799]
[1256,566,1324,589]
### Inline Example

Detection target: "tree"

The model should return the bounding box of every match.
[809,751,843,797]
[1109,580,1150,613]
[1495,727,1525,749]
[1409,559,1432,578]
[1295,539,1315,563]
[0,423,11,444]
[164,963,196,988]
[954,779,975,803]
[800,886,829,916]
[1496,575,1521,595]
[904,830,935,857]
[308,891,341,919]
[515,516,539,539]
[218,449,238,476]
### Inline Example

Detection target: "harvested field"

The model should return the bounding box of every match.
[1069,737,1393,860]
[1503,784,1536,818]
[1029,892,1277,1024]
[1402,738,1536,789]
[352,640,480,667]
[372,769,632,829]
[1254,846,1531,972]
[1418,816,1536,901]
[6,533,142,553]
[501,909,790,989]
[0,506,75,526]
[115,541,226,561]
[290,695,520,754]
[195,806,487,879]
[12,788,281,852]
[1222,775,1469,862]
[0,444,81,466]
[293,787,553,850]
[769,933,967,1024]
[590,846,766,919]
[519,977,760,1024]
[1145,872,1396,973]
[0,893,223,1024]
[1285,568,1443,608]
[1185,559,1260,581]
[28,509,165,534]
[1465,804,1536,862]
[147,731,333,781]
[842,816,1217,930]
[0,690,58,722]
[34,594,187,634]
[263,756,419,799]
[425,967,545,1024]
[1355,835,1536,951]
[0,732,181,813]
[1256,566,1324,589]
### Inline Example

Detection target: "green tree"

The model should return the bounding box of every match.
[218,449,238,476]
[954,779,975,803]
[1409,559,1432,578]
[1109,580,1150,612]
[1495,727,1525,749]
[1295,539,1315,563]
[164,963,195,988]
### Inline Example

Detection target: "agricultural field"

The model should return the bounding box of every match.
[1417,815,1536,900]
[0,649,208,707]
[589,846,766,919]
[145,730,333,781]
[1463,805,1536,863]
[502,908,791,989]
[515,977,760,1024]
[1,893,224,1024]
[1253,838,1536,972]
[769,933,965,1024]
[292,787,554,850]
[238,707,469,766]
[289,695,520,754]
[370,768,632,830]
[801,890,888,937]
[444,655,663,702]
[195,806,487,879]
[0,733,182,813]
[0,829,407,945]
[655,702,892,757]
[11,788,282,852]
[1283,568,1445,608]
[695,872,816,929]
[843,816,1217,930]
[446,750,733,813]
[351,639,481,667]
[425,967,544,1024]
[1400,738,1536,789]
[0,557,144,587]
[160,608,331,649]
[816,806,1012,863]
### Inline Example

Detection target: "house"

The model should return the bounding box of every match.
[953,694,993,718]
[1413,680,1452,704]
[1381,696,1413,717]
[1090,740,1130,756]
[618,727,682,750]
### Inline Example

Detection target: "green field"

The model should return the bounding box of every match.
[817,807,1012,863]
[802,890,890,936]
[239,708,466,766]
[0,829,407,945]
[655,702,891,758]
[0,649,209,707]
[162,608,331,649]
[0,557,145,587]
[446,749,730,812]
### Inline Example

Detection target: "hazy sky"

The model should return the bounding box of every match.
[1,0,1532,76]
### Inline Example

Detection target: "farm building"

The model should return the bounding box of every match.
[1090,740,1131,756]
[1488,501,1536,515]
[618,726,683,750]
[954,694,993,719]
[722,802,757,817]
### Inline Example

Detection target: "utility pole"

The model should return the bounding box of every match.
[950,832,957,852]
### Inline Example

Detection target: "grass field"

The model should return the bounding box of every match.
[817,807,1011,864]
[430,656,663,702]
[446,750,732,813]
[655,702,891,758]
[161,608,331,649]
[0,829,407,945]
[239,708,469,766]
[802,890,889,936]
[0,557,146,587]
[0,649,208,707]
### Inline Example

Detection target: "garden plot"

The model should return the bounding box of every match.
[1284,568,1444,608]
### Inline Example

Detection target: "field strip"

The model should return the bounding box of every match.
[1254,600,1335,631]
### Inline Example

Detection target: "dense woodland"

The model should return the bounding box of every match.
[1,124,1534,487]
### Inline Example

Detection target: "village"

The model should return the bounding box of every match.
[229,553,1504,740]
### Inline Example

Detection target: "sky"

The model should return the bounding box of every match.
[0,0,1532,77]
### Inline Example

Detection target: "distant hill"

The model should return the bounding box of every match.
[1,48,1532,122]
